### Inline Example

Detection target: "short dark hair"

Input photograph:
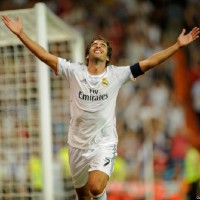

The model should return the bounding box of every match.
[85,35,112,66]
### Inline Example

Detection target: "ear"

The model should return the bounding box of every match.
[106,56,109,61]
[86,54,89,59]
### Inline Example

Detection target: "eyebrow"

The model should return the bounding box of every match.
[92,41,107,46]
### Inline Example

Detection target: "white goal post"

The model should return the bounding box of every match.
[0,3,84,200]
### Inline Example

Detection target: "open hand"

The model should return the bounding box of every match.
[177,27,200,48]
[2,15,23,36]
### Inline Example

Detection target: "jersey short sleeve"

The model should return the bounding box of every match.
[110,65,133,85]
[58,58,72,77]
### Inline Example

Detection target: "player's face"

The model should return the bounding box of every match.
[87,40,109,62]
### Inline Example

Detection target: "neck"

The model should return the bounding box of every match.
[87,59,106,75]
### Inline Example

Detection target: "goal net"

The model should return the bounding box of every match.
[0,3,84,200]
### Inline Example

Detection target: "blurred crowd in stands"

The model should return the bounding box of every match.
[0,0,200,199]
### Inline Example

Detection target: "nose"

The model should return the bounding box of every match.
[94,46,101,51]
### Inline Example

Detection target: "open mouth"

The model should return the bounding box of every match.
[94,50,102,54]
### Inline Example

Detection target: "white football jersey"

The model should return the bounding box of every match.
[58,58,133,149]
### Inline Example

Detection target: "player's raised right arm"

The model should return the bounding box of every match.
[2,15,58,74]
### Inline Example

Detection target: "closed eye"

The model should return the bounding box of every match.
[91,42,107,48]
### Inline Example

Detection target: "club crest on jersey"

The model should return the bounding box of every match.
[102,78,108,87]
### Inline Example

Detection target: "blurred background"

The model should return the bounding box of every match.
[0,0,200,200]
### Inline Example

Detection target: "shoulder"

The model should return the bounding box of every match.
[107,64,130,73]
[58,58,86,76]
[58,58,86,69]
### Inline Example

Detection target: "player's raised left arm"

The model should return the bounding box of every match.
[139,27,200,72]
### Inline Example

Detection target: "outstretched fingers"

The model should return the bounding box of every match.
[2,15,11,23]
[1,15,22,36]
[190,27,200,40]
[2,15,12,27]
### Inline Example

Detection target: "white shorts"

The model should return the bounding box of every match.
[68,144,117,188]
